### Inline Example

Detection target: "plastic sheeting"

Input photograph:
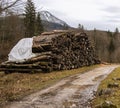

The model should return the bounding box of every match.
[8,38,35,62]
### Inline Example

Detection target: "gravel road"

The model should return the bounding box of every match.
[5,65,119,108]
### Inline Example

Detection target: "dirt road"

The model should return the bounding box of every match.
[5,65,118,108]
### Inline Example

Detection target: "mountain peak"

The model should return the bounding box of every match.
[40,11,68,26]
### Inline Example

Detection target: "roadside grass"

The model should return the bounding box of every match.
[92,66,120,108]
[0,64,99,107]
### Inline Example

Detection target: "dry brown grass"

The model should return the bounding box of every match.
[0,65,99,107]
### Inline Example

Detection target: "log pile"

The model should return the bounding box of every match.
[0,30,100,73]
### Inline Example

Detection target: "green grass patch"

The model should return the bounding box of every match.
[0,65,99,106]
[92,66,120,108]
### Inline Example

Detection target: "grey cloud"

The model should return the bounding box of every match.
[102,6,120,13]
[105,14,120,18]
[107,19,120,23]
[101,6,120,23]
[103,14,120,23]
[49,10,67,18]
[68,19,114,31]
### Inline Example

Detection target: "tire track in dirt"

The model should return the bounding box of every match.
[5,65,119,108]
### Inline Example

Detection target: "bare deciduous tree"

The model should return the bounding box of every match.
[0,0,20,13]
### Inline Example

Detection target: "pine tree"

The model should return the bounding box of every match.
[115,27,119,33]
[93,28,97,53]
[24,0,36,37]
[35,12,44,35]
[113,27,119,37]
[81,25,84,31]
[108,38,115,63]
[107,29,115,63]
[78,24,81,29]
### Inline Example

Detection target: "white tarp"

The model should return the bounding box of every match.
[8,38,35,62]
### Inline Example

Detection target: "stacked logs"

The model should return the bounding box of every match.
[0,30,100,73]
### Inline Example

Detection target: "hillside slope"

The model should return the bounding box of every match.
[86,30,120,63]
[40,11,70,31]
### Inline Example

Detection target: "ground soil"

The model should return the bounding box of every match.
[4,65,119,108]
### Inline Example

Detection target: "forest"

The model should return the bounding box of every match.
[0,0,120,64]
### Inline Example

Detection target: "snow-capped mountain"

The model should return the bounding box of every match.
[40,11,68,27]
[18,11,70,31]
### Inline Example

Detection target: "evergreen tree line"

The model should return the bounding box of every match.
[24,0,44,37]
[90,28,120,63]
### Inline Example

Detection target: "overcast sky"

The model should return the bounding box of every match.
[33,0,120,31]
